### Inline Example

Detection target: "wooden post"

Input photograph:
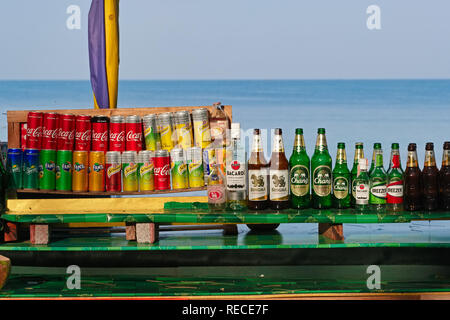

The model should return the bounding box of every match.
[318,223,344,241]
[30,224,50,245]
[0,255,11,290]
[136,223,158,244]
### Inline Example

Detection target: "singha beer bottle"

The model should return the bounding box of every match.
[351,142,364,207]
[386,143,404,211]
[226,123,247,211]
[311,128,332,209]
[423,142,439,211]
[269,128,289,210]
[404,143,422,211]
[332,143,351,209]
[289,128,310,209]
[369,145,387,211]
[248,129,269,210]
[439,142,450,210]
[369,143,382,176]
[354,158,370,211]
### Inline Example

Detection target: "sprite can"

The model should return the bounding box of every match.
[56,150,72,191]
[39,149,56,190]
[23,149,40,190]
[170,148,188,189]
[6,148,23,189]
[122,151,138,192]
[187,147,204,188]
[137,150,155,191]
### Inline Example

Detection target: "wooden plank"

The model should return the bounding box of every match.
[7,122,21,149]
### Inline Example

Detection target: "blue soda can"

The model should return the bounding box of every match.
[22,149,40,189]
[7,148,23,189]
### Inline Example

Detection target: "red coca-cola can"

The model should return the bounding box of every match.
[109,115,125,152]
[125,115,143,151]
[57,114,75,150]
[91,116,109,152]
[21,123,27,151]
[26,111,43,149]
[154,149,171,190]
[75,115,92,151]
[105,151,122,192]
[41,112,59,150]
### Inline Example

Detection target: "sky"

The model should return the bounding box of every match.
[0,0,450,80]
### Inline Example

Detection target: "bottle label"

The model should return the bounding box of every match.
[312,165,332,197]
[351,179,357,200]
[270,169,289,201]
[355,183,369,204]
[248,169,268,201]
[370,178,387,204]
[387,178,404,204]
[208,185,226,204]
[273,135,284,152]
[226,154,246,191]
[333,176,349,199]
[290,165,309,197]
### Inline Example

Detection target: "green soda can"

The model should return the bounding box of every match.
[187,147,204,188]
[39,149,56,190]
[6,148,23,189]
[170,148,188,189]
[23,149,40,190]
[143,114,161,151]
[56,150,72,191]
[122,151,138,192]
[137,150,155,191]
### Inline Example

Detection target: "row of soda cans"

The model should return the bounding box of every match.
[6,146,208,192]
[22,109,213,153]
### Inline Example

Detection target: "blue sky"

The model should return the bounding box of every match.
[1,0,450,80]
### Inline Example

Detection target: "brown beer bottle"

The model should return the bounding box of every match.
[269,128,290,210]
[422,142,439,211]
[248,129,269,210]
[439,141,450,210]
[404,143,423,211]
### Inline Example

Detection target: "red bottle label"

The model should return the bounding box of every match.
[387,179,404,204]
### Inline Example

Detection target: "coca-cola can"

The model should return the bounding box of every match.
[57,114,75,150]
[109,115,125,152]
[154,149,171,190]
[26,111,43,150]
[125,115,143,152]
[41,112,59,150]
[91,116,109,152]
[21,123,27,151]
[75,115,92,151]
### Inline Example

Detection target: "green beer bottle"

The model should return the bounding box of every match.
[369,145,387,211]
[351,142,365,207]
[332,142,351,209]
[369,143,382,176]
[311,128,332,209]
[289,128,310,209]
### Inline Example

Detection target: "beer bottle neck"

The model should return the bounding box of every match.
[251,134,263,153]
[390,150,401,169]
[375,153,383,167]
[424,150,436,167]
[336,149,347,165]
[315,134,327,152]
[293,134,305,153]
[272,134,285,153]
[353,148,364,164]
[407,151,419,168]
[443,149,450,167]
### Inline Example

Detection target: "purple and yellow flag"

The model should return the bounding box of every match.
[88,0,119,109]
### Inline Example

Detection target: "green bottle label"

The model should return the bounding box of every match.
[333,176,349,199]
[290,165,309,197]
[370,177,387,204]
[312,165,331,197]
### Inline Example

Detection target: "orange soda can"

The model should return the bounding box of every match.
[89,151,105,192]
[72,151,89,192]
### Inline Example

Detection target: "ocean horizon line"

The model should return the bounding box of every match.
[1,78,450,82]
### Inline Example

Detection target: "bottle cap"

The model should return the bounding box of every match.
[444,141,450,150]
[295,128,303,135]
[355,142,363,148]
[317,128,325,134]
[408,143,417,151]
[253,128,260,135]
[425,142,434,150]
[391,143,399,150]
[374,143,382,149]
[337,142,345,149]
[274,128,282,135]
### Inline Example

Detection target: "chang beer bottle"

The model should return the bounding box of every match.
[386,143,404,212]
[354,158,370,211]
[369,147,387,211]
[369,143,382,176]
[332,142,351,209]
[289,128,310,209]
[351,142,364,207]
[311,128,332,209]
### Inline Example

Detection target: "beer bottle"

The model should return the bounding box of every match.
[311,128,332,209]
[404,143,422,211]
[439,141,450,210]
[248,129,269,210]
[332,142,351,209]
[289,128,310,209]
[422,142,439,211]
[354,158,370,211]
[369,143,382,176]
[226,123,247,211]
[269,128,290,210]
[351,142,365,207]
[386,143,404,212]
[369,145,387,211]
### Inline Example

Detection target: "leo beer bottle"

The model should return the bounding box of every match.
[269,128,289,210]
[248,129,269,210]
[311,128,332,209]
[386,143,404,212]
[439,142,450,210]
[422,142,439,211]
[404,143,422,211]
[351,142,365,207]
[289,128,310,209]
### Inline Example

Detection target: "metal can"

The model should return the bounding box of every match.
[74,115,91,151]
[22,149,40,190]
[6,148,23,189]
[154,149,171,190]
[41,112,59,150]
[170,148,188,190]
[192,108,212,148]
[91,116,109,152]
[174,110,193,150]
[105,151,122,192]
[38,149,56,190]
[109,115,125,152]
[72,151,89,192]
[55,150,72,191]
[138,150,155,191]
[157,112,175,151]
[57,114,75,151]
[26,111,43,150]
[89,151,105,192]
[20,123,27,151]
[125,115,143,151]
[143,114,160,151]
[202,147,215,185]
[122,151,138,192]
[187,147,204,188]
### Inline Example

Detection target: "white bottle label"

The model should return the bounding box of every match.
[226,159,246,191]
[269,169,289,201]
[248,169,268,201]
[355,183,369,205]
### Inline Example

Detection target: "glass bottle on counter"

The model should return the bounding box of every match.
[311,128,332,209]
[289,128,310,209]
[248,129,269,210]
[269,128,290,210]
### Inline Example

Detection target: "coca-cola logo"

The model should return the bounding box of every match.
[76,130,92,141]
[42,128,58,139]
[59,129,75,140]
[110,131,125,142]
[231,160,240,171]
[154,164,170,176]
[27,126,42,137]
[92,131,108,141]
[126,131,142,142]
